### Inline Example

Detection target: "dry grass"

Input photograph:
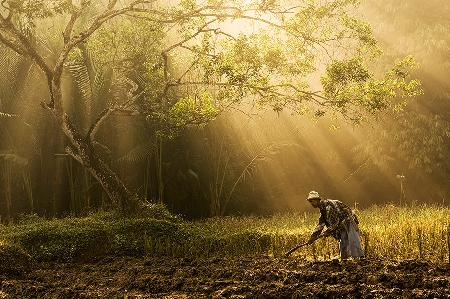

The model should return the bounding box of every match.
[192,204,449,262]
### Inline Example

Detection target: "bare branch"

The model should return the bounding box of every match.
[162,18,218,53]
[87,91,144,142]
[0,111,18,118]
[63,11,80,44]
[0,21,52,78]
[0,33,27,56]
[180,45,218,58]
[167,81,331,107]
[87,107,116,142]
[53,0,156,82]
[175,58,199,83]
[212,29,237,40]
[159,17,219,98]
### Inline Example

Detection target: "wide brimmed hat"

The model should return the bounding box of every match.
[307,191,320,201]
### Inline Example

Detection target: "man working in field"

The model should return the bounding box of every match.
[306,191,364,260]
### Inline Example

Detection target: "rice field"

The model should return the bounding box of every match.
[189,204,450,262]
[0,204,448,263]
[1,204,448,298]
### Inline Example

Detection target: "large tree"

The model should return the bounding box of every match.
[0,0,420,212]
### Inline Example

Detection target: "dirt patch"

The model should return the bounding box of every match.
[0,256,448,298]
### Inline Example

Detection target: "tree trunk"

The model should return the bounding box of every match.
[50,77,138,213]
[61,114,138,212]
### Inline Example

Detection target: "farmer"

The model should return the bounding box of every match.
[306,191,364,260]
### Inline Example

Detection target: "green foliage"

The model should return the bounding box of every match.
[6,0,74,19]
[2,0,423,128]
[16,213,44,224]
[0,0,429,220]
[109,218,188,256]
[168,92,219,128]
[5,219,111,262]
[0,204,185,261]
[88,17,164,71]
[395,114,450,171]
[360,112,450,173]
[321,56,421,120]
[341,13,380,53]
[0,241,32,275]
[139,203,182,222]
[353,0,449,183]
[322,58,371,94]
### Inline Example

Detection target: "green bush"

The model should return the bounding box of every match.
[139,203,181,222]
[0,242,32,275]
[7,221,111,262]
[109,218,188,256]
[0,205,189,262]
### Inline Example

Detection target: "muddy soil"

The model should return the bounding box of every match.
[1,256,449,298]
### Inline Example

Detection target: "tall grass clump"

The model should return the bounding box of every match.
[191,204,449,262]
[358,204,449,261]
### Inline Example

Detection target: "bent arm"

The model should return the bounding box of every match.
[310,213,326,239]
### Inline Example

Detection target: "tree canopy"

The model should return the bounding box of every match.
[0,0,421,213]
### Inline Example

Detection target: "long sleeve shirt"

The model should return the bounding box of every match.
[311,199,358,240]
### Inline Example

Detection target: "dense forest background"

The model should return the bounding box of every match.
[0,0,448,220]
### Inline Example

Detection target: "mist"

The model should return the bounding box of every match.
[0,0,448,220]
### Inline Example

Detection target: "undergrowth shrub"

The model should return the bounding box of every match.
[110,218,188,256]
[5,220,111,262]
[0,242,32,275]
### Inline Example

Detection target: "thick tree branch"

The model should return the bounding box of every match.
[87,91,143,142]
[53,0,156,84]
[65,145,84,165]
[63,11,80,44]
[0,33,27,56]
[87,107,117,142]
[0,24,53,81]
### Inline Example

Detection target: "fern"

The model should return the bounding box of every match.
[92,67,113,104]
[118,140,157,164]
[0,46,21,106]
[66,55,93,104]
